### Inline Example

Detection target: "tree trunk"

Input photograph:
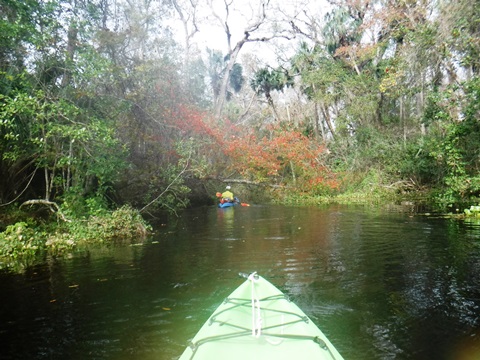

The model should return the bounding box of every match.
[314,102,325,141]
[266,93,280,121]
[214,40,245,118]
[61,22,78,88]
[320,104,336,141]
[290,160,296,185]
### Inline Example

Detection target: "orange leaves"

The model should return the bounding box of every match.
[159,104,337,195]
[214,124,337,193]
[164,105,214,138]
[221,132,279,180]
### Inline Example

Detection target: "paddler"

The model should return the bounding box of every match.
[221,185,234,203]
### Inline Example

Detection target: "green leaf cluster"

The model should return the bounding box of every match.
[0,205,151,271]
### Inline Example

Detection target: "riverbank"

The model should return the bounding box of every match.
[0,205,151,272]
[1,185,478,273]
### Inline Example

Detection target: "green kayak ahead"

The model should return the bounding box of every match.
[179,272,345,360]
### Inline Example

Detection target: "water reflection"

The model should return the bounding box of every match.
[216,207,236,240]
[0,205,479,359]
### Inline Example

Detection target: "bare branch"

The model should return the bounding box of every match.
[139,151,192,213]
[0,168,38,207]
[171,0,200,69]
[211,0,294,117]
[20,199,71,222]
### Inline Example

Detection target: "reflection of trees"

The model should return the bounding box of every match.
[3,206,479,358]
[217,207,235,236]
[326,213,480,358]
[142,206,480,359]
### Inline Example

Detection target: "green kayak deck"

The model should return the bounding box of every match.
[179,273,344,360]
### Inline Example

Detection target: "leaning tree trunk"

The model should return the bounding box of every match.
[214,40,245,118]
[320,104,336,141]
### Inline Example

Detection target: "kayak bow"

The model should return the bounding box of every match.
[179,272,344,360]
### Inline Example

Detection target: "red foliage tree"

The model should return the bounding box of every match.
[212,123,338,194]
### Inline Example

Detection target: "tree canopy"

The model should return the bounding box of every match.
[1,0,479,217]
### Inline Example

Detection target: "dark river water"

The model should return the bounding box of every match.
[1,204,480,359]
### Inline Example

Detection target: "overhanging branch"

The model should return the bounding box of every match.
[20,199,71,222]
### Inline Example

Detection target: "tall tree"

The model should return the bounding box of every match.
[437,0,480,79]
[250,66,293,121]
[208,0,290,118]
[171,0,200,72]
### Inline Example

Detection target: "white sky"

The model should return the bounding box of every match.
[170,0,332,65]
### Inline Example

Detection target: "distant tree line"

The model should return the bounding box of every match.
[1,0,479,220]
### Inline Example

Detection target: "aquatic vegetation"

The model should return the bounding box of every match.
[0,222,41,259]
[463,205,480,226]
[464,205,480,218]
[0,206,151,271]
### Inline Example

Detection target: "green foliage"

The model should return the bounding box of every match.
[57,205,151,245]
[464,205,480,218]
[323,7,363,55]
[443,0,480,72]
[0,222,40,258]
[0,0,44,71]
[0,221,45,271]
[229,63,244,93]
[250,67,293,99]
[143,161,191,214]
[59,188,111,219]
[207,49,244,101]
[0,206,151,271]
[418,79,480,206]
[0,87,127,202]
[2,0,480,222]
[397,141,440,186]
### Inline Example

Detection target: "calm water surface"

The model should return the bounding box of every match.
[1,204,479,359]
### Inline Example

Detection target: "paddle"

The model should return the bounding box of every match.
[234,196,250,206]
[215,192,250,206]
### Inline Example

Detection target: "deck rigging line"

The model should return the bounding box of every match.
[188,273,340,360]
